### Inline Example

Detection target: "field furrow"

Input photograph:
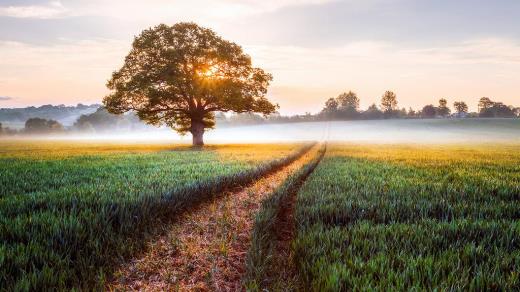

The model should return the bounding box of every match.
[293,144,520,291]
[0,142,307,290]
[107,143,321,291]
[244,143,326,291]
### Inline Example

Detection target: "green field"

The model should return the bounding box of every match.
[293,144,520,290]
[0,141,305,290]
[2,140,520,291]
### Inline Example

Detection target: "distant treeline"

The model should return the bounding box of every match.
[0,106,153,136]
[216,91,519,126]
[0,92,519,136]
[317,91,519,120]
[0,104,99,124]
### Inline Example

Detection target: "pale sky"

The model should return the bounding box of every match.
[1,0,519,114]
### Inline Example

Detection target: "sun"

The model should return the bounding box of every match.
[199,64,220,78]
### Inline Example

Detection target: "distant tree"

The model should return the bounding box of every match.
[436,98,451,117]
[336,91,360,119]
[480,102,516,118]
[453,101,468,117]
[398,107,407,118]
[103,22,276,146]
[229,112,266,125]
[478,97,494,113]
[407,107,417,118]
[514,107,520,117]
[0,122,17,135]
[324,98,339,112]
[362,103,383,119]
[74,107,126,132]
[421,105,437,118]
[380,91,398,118]
[25,118,63,133]
[337,91,360,110]
[477,97,516,118]
[47,120,64,131]
[25,118,49,133]
[321,97,339,119]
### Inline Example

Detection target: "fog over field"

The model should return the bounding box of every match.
[20,118,520,144]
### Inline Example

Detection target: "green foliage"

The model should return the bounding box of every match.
[0,142,308,290]
[380,91,398,114]
[436,98,451,117]
[103,22,276,144]
[421,104,437,118]
[336,91,359,111]
[293,144,520,291]
[24,118,64,133]
[454,101,469,115]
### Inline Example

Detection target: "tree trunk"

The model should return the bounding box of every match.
[191,120,205,146]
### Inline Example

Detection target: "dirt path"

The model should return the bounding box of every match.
[108,144,321,291]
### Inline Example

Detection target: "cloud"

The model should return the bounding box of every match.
[0,96,13,101]
[0,39,130,106]
[0,1,69,19]
[244,38,520,112]
[406,39,520,65]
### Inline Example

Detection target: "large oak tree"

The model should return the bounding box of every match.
[103,22,277,145]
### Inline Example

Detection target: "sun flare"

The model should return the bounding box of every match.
[199,64,220,77]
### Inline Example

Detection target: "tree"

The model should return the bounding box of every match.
[380,91,398,117]
[362,103,383,119]
[478,97,494,113]
[480,102,516,118]
[436,98,451,117]
[25,118,63,133]
[74,107,127,132]
[0,122,3,135]
[103,22,276,146]
[321,97,339,119]
[336,91,360,119]
[407,107,417,118]
[421,105,437,118]
[476,97,516,117]
[337,91,359,110]
[25,118,49,133]
[453,101,468,117]
[514,107,520,117]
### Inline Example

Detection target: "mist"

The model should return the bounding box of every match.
[15,119,519,144]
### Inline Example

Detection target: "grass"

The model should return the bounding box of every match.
[244,143,326,291]
[0,140,309,291]
[293,144,520,291]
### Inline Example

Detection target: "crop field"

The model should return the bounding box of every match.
[2,140,519,291]
[293,144,520,290]
[0,140,306,290]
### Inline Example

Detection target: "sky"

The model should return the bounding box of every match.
[0,0,519,114]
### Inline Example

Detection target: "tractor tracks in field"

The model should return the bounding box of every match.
[107,143,325,291]
[267,143,326,290]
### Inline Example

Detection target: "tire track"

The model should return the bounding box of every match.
[107,144,322,291]
[244,143,327,290]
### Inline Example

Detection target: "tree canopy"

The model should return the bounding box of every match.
[381,91,398,117]
[103,22,277,145]
[25,118,63,134]
[436,98,451,117]
[454,101,468,115]
[337,91,360,110]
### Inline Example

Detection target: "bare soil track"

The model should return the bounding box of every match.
[108,144,322,291]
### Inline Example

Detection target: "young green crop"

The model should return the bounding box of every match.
[293,144,520,291]
[0,141,306,290]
